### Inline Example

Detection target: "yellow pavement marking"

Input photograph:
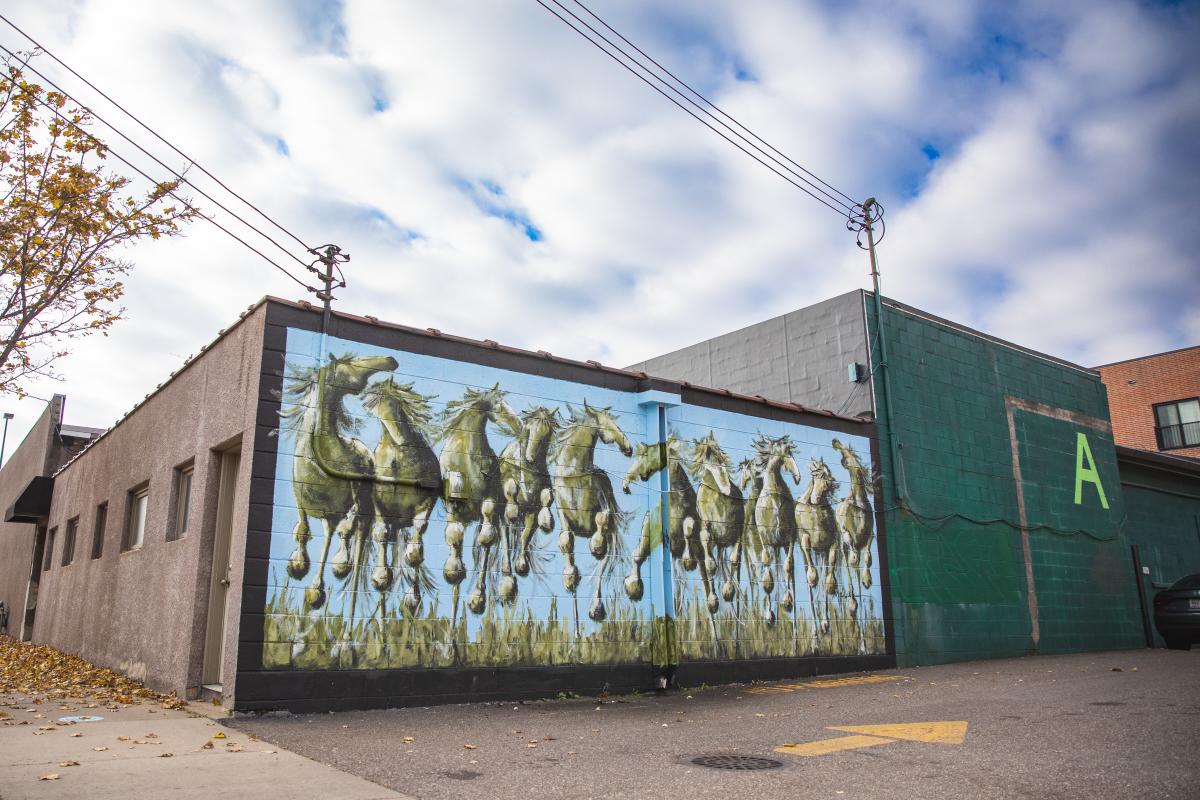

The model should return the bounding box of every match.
[747,674,906,694]
[827,721,968,745]
[775,735,897,757]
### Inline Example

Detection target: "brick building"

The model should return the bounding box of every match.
[1096,345,1200,459]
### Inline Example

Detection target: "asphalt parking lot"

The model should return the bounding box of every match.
[230,648,1200,800]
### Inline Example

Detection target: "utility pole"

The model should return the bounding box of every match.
[849,198,902,503]
[307,245,349,333]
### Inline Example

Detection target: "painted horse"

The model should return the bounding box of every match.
[833,438,875,651]
[436,384,522,617]
[551,401,633,624]
[361,377,442,614]
[688,432,744,613]
[281,353,397,614]
[750,435,801,628]
[498,406,561,602]
[621,432,699,602]
[795,457,841,649]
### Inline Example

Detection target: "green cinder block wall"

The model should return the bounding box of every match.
[867,299,1144,666]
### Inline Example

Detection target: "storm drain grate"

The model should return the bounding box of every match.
[691,754,784,771]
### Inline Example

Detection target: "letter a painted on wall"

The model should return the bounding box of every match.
[1073,432,1109,509]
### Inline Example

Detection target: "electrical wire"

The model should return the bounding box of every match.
[884,501,1124,542]
[12,83,316,292]
[0,42,314,275]
[535,0,852,217]
[568,0,858,210]
[0,12,313,254]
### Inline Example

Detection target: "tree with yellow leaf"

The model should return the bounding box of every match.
[0,55,197,395]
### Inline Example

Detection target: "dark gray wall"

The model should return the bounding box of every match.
[626,290,873,417]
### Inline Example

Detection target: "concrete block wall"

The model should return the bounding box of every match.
[870,299,1144,666]
[1096,346,1200,458]
[628,291,873,418]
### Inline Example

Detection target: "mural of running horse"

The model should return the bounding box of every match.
[282,353,397,612]
[498,406,561,601]
[689,433,744,614]
[833,437,876,652]
[435,384,522,618]
[620,433,699,603]
[750,435,801,631]
[552,402,633,625]
[796,456,841,652]
[361,378,442,614]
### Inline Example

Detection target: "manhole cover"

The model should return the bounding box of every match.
[691,754,784,771]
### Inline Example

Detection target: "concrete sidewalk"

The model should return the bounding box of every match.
[0,693,410,800]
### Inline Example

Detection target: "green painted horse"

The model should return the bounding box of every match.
[688,432,745,614]
[620,433,699,602]
[281,353,397,615]
[361,378,442,614]
[498,406,561,603]
[551,401,633,623]
[796,457,840,648]
[833,438,875,652]
[750,435,801,628]
[436,384,522,616]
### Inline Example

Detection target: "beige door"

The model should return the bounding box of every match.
[202,450,240,687]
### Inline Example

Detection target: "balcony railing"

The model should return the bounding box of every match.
[1156,420,1200,450]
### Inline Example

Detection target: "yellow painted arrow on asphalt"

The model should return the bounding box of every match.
[775,721,968,757]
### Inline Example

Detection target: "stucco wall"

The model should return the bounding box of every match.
[32,307,265,699]
[627,291,872,417]
[0,397,61,637]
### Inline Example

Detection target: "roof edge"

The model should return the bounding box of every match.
[264,296,872,427]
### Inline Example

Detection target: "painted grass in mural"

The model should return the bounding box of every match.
[264,337,885,670]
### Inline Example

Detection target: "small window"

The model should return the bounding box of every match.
[44,528,57,571]
[61,517,79,567]
[124,484,150,551]
[169,461,194,541]
[91,503,108,559]
[1154,398,1200,450]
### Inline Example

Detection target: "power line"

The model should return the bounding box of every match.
[537,0,853,217]
[569,0,858,209]
[11,80,316,292]
[0,42,315,275]
[0,12,314,255]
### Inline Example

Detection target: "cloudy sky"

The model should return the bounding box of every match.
[2,0,1197,448]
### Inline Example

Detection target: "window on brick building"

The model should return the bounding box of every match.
[1154,398,1200,450]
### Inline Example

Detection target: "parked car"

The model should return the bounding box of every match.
[1153,574,1200,650]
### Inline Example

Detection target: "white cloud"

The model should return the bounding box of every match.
[0,0,1195,449]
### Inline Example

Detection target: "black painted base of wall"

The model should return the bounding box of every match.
[674,653,895,688]
[234,653,896,713]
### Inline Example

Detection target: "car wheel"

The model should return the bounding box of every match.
[1165,638,1191,651]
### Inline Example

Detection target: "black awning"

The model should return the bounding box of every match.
[5,476,54,523]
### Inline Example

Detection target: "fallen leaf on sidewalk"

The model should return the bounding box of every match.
[201,741,214,749]
[117,736,130,741]
[38,773,60,781]
[213,731,226,739]
[59,761,79,767]
[402,736,414,744]
[463,743,477,750]
[70,732,83,737]
[93,746,108,752]
[159,753,173,758]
